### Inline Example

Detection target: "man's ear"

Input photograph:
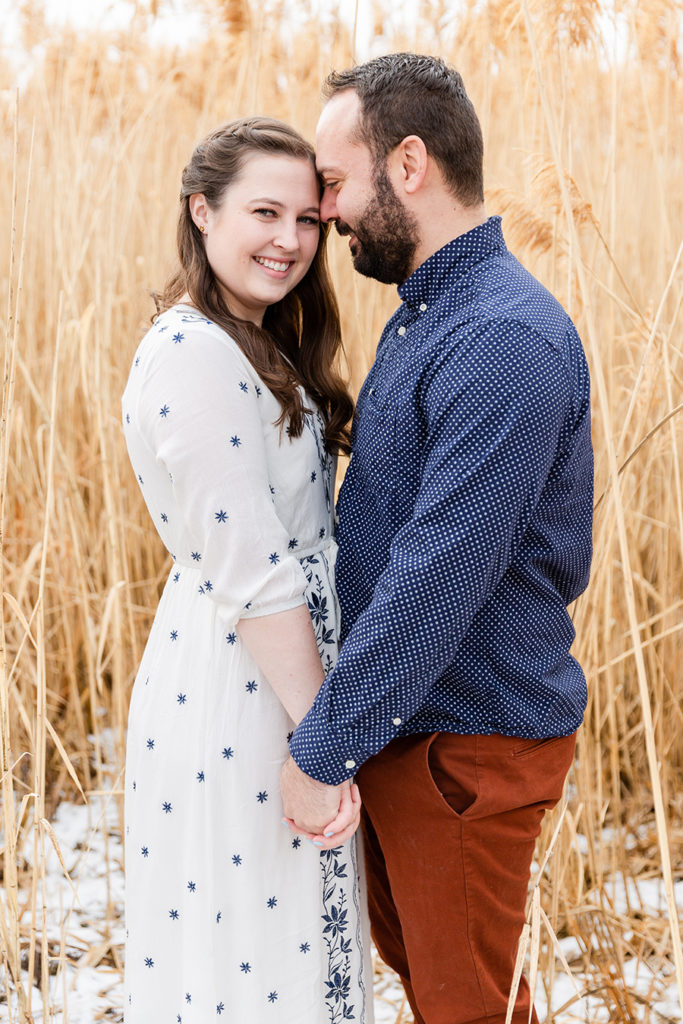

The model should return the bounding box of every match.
[394,135,428,195]
[189,193,210,232]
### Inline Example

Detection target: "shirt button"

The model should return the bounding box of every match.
[419,302,427,312]
[397,325,407,336]
[392,717,402,726]
[345,759,356,769]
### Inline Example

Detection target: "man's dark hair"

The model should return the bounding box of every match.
[323,52,484,207]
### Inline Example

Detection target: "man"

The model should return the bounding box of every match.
[281,53,593,1024]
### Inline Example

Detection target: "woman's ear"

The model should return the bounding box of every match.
[189,193,210,233]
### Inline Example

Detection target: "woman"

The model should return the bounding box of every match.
[122,118,373,1023]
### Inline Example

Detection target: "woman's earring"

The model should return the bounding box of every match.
[199,224,207,234]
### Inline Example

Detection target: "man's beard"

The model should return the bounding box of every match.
[337,163,420,285]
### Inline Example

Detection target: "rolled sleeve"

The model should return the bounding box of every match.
[133,324,308,624]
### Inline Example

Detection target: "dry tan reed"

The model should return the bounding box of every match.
[1,0,682,1021]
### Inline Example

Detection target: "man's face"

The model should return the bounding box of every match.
[316,90,420,285]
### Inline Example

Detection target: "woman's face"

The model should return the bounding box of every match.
[193,153,321,326]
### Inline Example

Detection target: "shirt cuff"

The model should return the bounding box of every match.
[289,707,369,785]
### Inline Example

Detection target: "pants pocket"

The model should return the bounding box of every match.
[511,735,569,759]
[425,733,479,818]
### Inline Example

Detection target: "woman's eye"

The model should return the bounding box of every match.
[254,207,277,217]
[299,216,320,226]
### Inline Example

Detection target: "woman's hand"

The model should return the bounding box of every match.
[282,777,362,850]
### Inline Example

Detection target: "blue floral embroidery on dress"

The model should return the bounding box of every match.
[300,553,336,673]
[320,847,355,1021]
[178,312,213,325]
[349,837,368,1022]
[304,408,333,514]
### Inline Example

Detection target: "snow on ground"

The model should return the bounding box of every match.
[1,789,681,1023]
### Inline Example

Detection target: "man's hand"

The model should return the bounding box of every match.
[280,756,361,847]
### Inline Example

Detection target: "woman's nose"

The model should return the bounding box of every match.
[273,219,300,251]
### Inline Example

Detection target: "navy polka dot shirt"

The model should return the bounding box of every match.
[290,217,593,785]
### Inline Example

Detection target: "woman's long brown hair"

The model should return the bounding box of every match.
[157,117,352,455]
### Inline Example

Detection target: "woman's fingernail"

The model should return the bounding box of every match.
[281,819,289,827]
[324,831,334,838]
[312,840,323,847]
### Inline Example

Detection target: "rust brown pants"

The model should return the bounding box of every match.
[356,731,577,1024]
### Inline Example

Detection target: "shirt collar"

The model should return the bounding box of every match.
[398,215,506,307]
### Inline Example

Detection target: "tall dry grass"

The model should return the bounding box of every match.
[1,0,682,1020]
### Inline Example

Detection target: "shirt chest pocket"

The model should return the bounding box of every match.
[352,391,398,500]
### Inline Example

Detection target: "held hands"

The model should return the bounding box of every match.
[280,756,361,850]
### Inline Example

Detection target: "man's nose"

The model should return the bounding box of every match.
[320,190,337,224]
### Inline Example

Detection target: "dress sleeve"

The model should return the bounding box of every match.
[132,321,308,624]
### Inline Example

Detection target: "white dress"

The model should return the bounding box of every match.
[121,305,373,1024]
